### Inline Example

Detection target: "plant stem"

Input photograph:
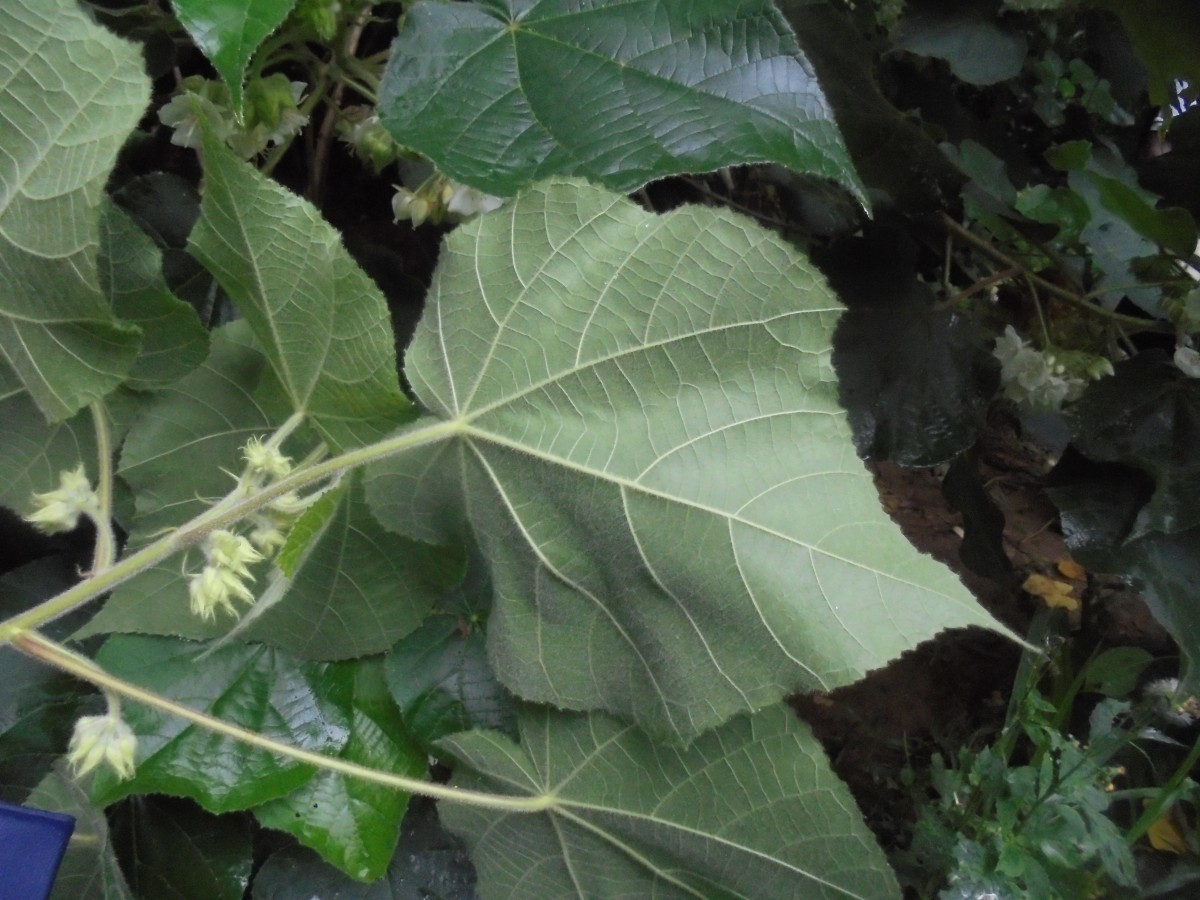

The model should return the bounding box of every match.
[88,401,118,575]
[1126,732,1200,844]
[0,415,465,643]
[939,215,1175,334]
[12,631,550,814]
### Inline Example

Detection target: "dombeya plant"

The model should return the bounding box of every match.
[0,0,1016,895]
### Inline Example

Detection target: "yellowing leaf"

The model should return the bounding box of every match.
[1023,573,1080,611]
[1147,807,1192,855]
[1056,557,1087,580]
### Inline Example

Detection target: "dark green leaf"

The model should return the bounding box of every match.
[90,636,353,813]
[440,705,900,899]
[1081,647,1154,698]
[99,202,209,389]
[1069,351,1200,536]
[384,617,518,753]
[190,125,414,450]
[110,796,252,900]
[254,659,427,882]
[894,1,1027,85]
[241,475,462,660]
[0,0,147,421]
[170,0,298,109]
[251,799,478,899]
[26,764,134,900]
[379,0,864,201]
[367,179,1009,743]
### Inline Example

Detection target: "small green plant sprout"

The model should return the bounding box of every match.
[66,694,138,781]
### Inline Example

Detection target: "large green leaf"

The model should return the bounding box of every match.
[378,0,864,201]
[440,705,899,899]
[0,0,147,421]
[90,635,353,813]
[254,659,427,882]
[170,0,298,110]
[190,125,413,451]
[366,179,1009,743]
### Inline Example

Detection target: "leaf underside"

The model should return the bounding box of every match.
[367,179,1009,744]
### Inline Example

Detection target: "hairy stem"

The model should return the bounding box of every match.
[88,401,118,575]
[13,631,550,813]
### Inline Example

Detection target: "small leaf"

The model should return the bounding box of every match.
[379,0,864,201]
[1147,807,1192,855]
[367,179,1011,743]
[894,2,1027,85]
[384,617,518,752]
[440,704,900,899]
[190,124,414,450]
[109,796,252,900]
[99,202,209,389]
[171,0,299,110]
[254,659,427,882]
[0,0,147,421]
[90,635,353,813]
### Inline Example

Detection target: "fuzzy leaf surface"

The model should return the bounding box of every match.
[0,0,146,421]
[440,705,899,899]
[171,0,297,109]
[190,128,413,450]
[379,0,864,201]
[366,179,1007,743]
[90,636,352,813]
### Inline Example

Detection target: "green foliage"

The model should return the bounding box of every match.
[4,0,1200,895]
[378,0,866,202]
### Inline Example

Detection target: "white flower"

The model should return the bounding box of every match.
[242,436,292,480]
[67,712,137,780]
[205,530,264,578]
[25,465,100,534]
[446,184,504,219]
[992,326,1084,411]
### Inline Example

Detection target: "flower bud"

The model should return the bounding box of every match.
[67,712,137,780]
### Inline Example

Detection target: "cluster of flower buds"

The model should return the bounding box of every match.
[992,326,1113,411]
[391,173,503,228]
[159,75,309,160]
[338,106,401,173]
[67,702,137,781]
[188,530,266,621]
[24,465,101,534]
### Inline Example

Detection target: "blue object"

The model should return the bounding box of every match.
[0,800,75,900]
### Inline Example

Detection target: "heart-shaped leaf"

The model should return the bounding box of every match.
[379,0,864,201]
[366,179,1010,743]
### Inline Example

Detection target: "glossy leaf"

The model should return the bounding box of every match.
[0,0,146,421]
[1069,351,1200,536]
[240,475,462,660]
[109,796,252,900]
[384,617,518,752]
[26,764,134,900]
[379,0,865,202]
[99,202,209,389]
[171,0,298,109]
[251,800,478,899]
[366,179,1009,743]
[90,636,352,813]
[440,705,899,899]
[254,660,426,882]
[190,124,413,451]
